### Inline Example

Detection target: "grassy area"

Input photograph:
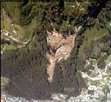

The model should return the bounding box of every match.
[1,45,17,53]
[78,24,108,70]
[1,2,20,24]
[79,25,107,57]
[1,8,12,32]
[22,17,38,40]
[1,1,108,52]
[1,1,46,40]
[105,55,111,64]
[1,76,10,90]
[64,1,89,16]
[85,27,106,46]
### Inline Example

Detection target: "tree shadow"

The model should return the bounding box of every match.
[1,33,51,100]
[1,32,87,101]
[51,35,87,97]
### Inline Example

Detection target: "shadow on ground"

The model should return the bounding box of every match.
[1,48,51,100]
[1,33,87,100]
[52,44,87,97]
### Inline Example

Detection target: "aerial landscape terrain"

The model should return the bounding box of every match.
[1,0,111,102]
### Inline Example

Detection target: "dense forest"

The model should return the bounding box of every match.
[1,0,111,101]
